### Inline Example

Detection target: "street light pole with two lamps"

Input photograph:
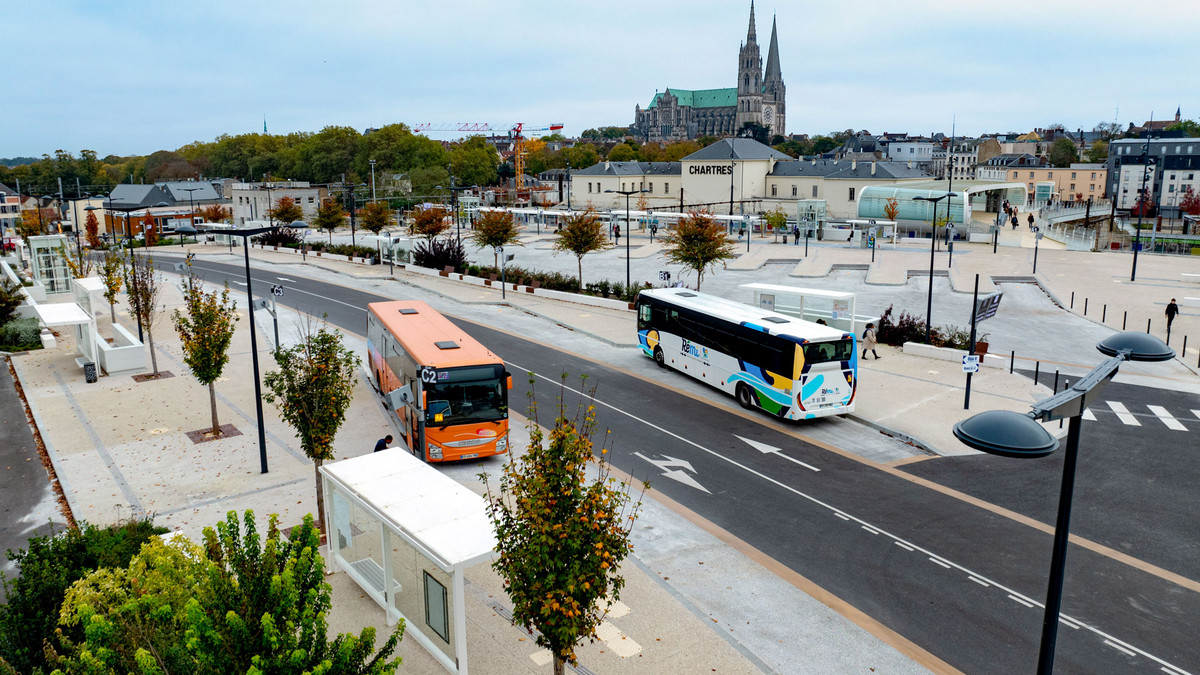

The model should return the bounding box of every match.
[952,331,1174,674]
[605,187,648,288]
[912,192,954,343]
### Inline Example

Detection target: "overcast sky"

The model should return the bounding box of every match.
[5,0,1198,159]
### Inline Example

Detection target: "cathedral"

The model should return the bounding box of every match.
[632,2,786,143]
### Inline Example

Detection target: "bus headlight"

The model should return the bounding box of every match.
[496,436,508,453]
[427,443,442,460]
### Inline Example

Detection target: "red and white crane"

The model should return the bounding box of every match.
[411,122,564,188]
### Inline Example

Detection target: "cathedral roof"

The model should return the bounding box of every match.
[647,87,737,110]
[764,15,782,82]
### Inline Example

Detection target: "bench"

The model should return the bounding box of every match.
[525,280,541,293]
[485,273,498,286]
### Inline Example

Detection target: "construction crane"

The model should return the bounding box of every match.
[411,122,564,189]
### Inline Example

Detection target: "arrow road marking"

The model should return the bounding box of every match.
[735,435,820,472]
[632,452,710,493]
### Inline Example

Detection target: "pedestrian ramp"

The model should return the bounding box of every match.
[1078,401,1196,430]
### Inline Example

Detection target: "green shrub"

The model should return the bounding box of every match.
[876,304,941,346]
[325,243,378,259]
[252,227,303,247]
[0,518,167,674]
[0,317,41,352]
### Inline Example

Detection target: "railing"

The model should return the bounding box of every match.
[1043,224,1096,251]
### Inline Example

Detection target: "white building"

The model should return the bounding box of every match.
[230,181,327,225]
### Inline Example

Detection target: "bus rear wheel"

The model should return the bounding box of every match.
[653,347,666,368]
[736,384,755,410]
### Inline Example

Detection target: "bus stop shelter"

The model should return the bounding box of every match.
[320,450,497,674]
[741,283,870,334]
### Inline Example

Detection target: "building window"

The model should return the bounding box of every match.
[792,185,797,197]
[1071,172,1076,179]
[1169,185,1175,193]
[1013,171,1019,179]
[1090,184,1095,191]
[1029,171,1035,178]
[1092,172,1097,179]
[848,187,856,201]
[771,184,778,196]
[649,183,654,193]
[811,185,818,198]
[665,182,670,194]
[1070,183,1076,191]
[1048,172,1053,178]
[588,183,592,193]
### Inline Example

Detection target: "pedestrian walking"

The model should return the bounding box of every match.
[1166,298,1179,331]
[861,322,880,359]
[738,225,745,241]
[614,223,621,245]
[1027,213,1035,229]
[792,223,800,245]
[374,435,393,452]
[1011,214,1019,229]
[650,222,658,241]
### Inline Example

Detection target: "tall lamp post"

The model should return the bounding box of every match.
[913,193,953,342]
[68,193,91,258]
[369,159,377,201]
[952,331,1173,674]
[565,161,572,211]
[180,186,201,244]
[1131,142,1155,282]
[102,198,169,341]
[190,220,307,474]
[437,183,473,243]
[606,188,648,288]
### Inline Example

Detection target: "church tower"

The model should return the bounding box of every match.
[735,1,763,135]
[762,14,785,139]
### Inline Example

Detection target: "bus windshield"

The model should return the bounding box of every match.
[802,338,855,365]
[424,365,508,427]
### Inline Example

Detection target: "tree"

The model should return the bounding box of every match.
[448,135,500,187]
[738,121,770,144]
[15,215,43,244]
[173,269,239,437]
[481,377,644,675]
[359,201,393,234]
[1048,137,1080,167]
[58,240,94,279]
[552,209,610,290]
[268,195,304,224]
[1180,186,1200,216]
[1093,121,1122,142]
[607,144,636,162]
[100,249,123,322]
[84,210,101,248]
[1166,119,1200,137]
[199,203,233,223]
[660,212,736,290]
[0,277,23,326]
[762,207,787,236]
[125,252,163,376]
[410,206,450,241]
[49,511,403,674]
[811,135,838,155]
[1084,140,1109,164]
[142,212,158,246]
[884,197,899,222]
[313,197,346,243]
[262,323,360,538]
[471,210,522,267]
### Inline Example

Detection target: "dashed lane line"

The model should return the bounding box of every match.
[1148,405,1187,431]
[1107,401,1141,426]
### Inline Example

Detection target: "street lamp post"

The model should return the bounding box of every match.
[369,159,377,201]
[103,198,168,341]
[606,188,648,288]
[191,221,307,474]
[1131,143,1155,282]
[437,183,472,243]
[913,193,953,343]
[565,161,572,211]
[180,186,201,245]
[69,193,90,258]
[952,331,1174,674]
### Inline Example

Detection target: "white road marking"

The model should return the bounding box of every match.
[1008,594,1035,608]
[928,557,952,569]
[1060,616,1082,630]
[1163,663,1190,675]
[276,276,295,282]
[632,452,710,493]
[1082,408,1096,421]
[861,525,880,535]
[1148,405,1186,431]
[894,542,914,552]
[1105,640,1137,657]
[735,435,820,472]
[230,280,247,286]
[968,576,990,588]
[1107,401,1141,426]
[1193,410,1200,422]
[834,512,850,521]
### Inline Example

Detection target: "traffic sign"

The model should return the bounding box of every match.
[974,293,1002,323]
[962,354,980,373]
[659,271,671,281]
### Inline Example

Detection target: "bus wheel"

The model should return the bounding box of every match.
[653,347,666,368]
[736,384,755,410]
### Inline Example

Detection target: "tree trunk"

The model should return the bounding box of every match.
[109,302,115,323]
[696,270,703,291]
[577,258,583,291]
[552,655,565,675]
[146,326,159,374]
[209,382,220,436]
[314,458,326,540]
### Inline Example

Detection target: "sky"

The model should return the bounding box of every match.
[4,0,1199,160]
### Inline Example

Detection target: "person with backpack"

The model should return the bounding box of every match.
[861,323,880,360]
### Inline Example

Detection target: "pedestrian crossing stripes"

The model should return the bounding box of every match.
[1082,402,1195,430]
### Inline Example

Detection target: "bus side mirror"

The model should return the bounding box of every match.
[385,384,414,410]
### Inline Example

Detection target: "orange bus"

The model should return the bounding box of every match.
[366,300,511,462]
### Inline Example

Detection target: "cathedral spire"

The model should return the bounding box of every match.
[764,14,782,82]
[746,1,757,43]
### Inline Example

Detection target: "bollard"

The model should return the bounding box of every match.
[1102,304,1107,323]
[1053,369,1060,393]
[1183,335,1188,356]
[1084,298,1088,316]
[1060,379,1069,429]
[1123,311,1128,330]
[1147,318,1151,334]
[1070,291,1074,309]
[1010,350,1015,374]
[1034,360,1040,386]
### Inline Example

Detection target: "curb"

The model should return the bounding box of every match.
[846,413,940,457]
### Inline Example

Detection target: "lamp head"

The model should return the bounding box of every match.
[1096,331,1175,362]
[952,410,1058,458]
[286,220,308,229]
[175,224,197,235]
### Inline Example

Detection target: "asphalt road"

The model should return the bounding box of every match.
[175,257,1200,675]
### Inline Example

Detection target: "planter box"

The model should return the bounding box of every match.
[97,323,146,374]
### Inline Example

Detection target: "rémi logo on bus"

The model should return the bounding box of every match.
[681,339,708,359]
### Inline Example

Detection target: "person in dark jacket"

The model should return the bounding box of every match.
[374,435,393,452]
[1166,299,1180,331]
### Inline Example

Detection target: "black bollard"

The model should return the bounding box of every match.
[1084,298,1088,316]
[1034,360,1040,386]
[1010,350,1015,374]
[1102,304,1107,323]
[1070,291,1074,309]
[1123,311,1128,330]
